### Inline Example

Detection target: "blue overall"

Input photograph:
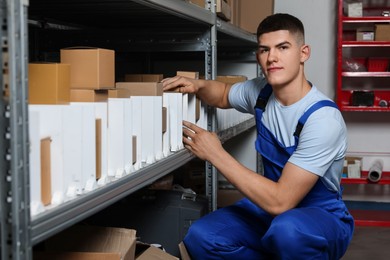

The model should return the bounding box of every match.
[183,84,354,259]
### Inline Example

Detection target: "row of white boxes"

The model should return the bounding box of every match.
[29,92,207,217]
[217,108,253,131]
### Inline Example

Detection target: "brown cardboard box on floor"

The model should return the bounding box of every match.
[136,243,179,260]
[61,47,115,89]
[42,225,136,260]
[28,63,70,105]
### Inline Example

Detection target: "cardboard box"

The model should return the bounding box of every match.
[217,188,244,208]
[136,243,179,260]
[375,24,390,41]
[216,0,231,21]
[216,75,247,84]
[186,0,205,8]
[179,242,191,260]
[124,74,163,82]
[60,47,115,89]
[29,110,45,216]
[29,105,67,206]
[116,82,163,96]
[109,88,132,98]
[28,63,70,105]
[343,0,363,17]
[231,0,274,34]
[70,89,108,102]
[177,71,198,124]
[43,226,136,260]
[343,156,362,178]
[356,27,374,41]
[107,98,134,178]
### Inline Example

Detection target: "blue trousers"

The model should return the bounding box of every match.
[184,198,354,260]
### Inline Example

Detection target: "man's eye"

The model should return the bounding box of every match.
[259,49,268,53]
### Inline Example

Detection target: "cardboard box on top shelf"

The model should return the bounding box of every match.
[60,47,115,90]
[70,89,108,102]
[124,74,163,82]
[216,0,231,21]
[28,63,70,105]
[343,0,363,17]
[230,0,274,34]
[40,225,136,260]
[115,82,163,96]
[375,24,390,41]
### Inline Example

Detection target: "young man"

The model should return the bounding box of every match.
[162,13,354,259]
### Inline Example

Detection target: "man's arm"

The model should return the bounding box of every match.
[182,121,319,216]
[162,76,232,109]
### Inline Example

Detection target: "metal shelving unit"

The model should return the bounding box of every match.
[1,0,258,258]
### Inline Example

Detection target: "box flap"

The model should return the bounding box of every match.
[178,242,192,260]
[136,245,178,260]
[45,226,136,260]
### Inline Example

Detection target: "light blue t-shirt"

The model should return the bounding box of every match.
[228,77,347,192]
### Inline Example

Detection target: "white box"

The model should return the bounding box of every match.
[107,98,133,179]
[163,92,184,152]
[123,99,134,175]
[28,110,44,216]
[153,96,163,161]
[141,96,156,164]
[71,102,108,186]
[187,93,197,124]
[131,96,143,170]
[344,1,363,17]
[162,96,172,157]
[62,105,84,199]
[29,105,66,206]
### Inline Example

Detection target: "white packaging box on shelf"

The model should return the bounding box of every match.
[29,105,66,206]
[163,92,183,152]
[140,96,163,164]
[63,104,97,197]
[28,110,44,216]
[71,102,109,186]
[196,99,207,129]
[182,93,188,122]
[162,103,171,157]
[187,93,197,124]
[107,98,133,179]
[131,96,142,170]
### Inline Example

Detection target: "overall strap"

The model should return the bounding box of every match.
[293,100,339,138]
[254,84,273,111]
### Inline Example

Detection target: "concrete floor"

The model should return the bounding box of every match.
[341,226,390,260]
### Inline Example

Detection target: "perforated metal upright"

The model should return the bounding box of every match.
[0,0,31,259]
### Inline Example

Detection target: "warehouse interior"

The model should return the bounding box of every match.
[1,0,390,259]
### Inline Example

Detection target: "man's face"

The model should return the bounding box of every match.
[256,30,307,87]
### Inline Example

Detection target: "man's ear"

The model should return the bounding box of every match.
[300,44,310,63]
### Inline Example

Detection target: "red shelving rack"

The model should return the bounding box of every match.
[337,0,390,112]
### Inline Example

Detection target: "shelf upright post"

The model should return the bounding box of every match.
[1,0,31,259]
[204,0,218,212]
